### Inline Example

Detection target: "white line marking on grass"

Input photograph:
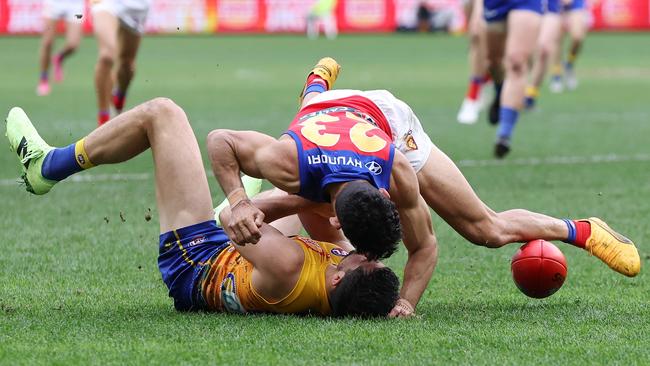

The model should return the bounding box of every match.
[1,154,648,187]
[0,173,150,186]
[457,153,650,168]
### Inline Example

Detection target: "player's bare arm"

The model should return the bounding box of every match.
[388,151,439,317]
[219,188,352,251]
[228,221,305,301]
[206,129,299,244]
[248,189,332,224]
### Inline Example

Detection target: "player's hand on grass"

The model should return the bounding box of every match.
[388,298,415,319]
[227,199,265,244]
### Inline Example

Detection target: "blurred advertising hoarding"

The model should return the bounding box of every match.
[0,0,648,34]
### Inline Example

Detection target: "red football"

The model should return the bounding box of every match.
[511,240,567,299]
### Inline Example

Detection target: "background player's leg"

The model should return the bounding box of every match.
[37,18,57,96]
[53,20,82,83]
[416,146,569,247]
[93,11,119,125]
[485,23,506,125]
[495,10,541,157]
[526,13,562,109]
[113,25,142,113]
[323,13,338,40]
[458,0,489,124]
[565,9,587,90]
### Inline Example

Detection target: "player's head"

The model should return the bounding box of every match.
[333,180,401,260]
[328,253,400,318]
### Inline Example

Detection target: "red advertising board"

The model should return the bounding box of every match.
[591,0,650,30]
[337,0,395,32]
[0,0,649,34]
[216,0,265,32]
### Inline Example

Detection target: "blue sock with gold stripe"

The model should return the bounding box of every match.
[41,138,94,181]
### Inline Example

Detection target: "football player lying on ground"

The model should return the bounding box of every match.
[206,58,641,316]
[5,100,399,317]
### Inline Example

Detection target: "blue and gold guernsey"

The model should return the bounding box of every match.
[158,220,349,314]
[199,236,348,315]
[285,95,395,202]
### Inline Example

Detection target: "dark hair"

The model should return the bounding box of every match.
[329,267,400,318]
[335,181,401,260]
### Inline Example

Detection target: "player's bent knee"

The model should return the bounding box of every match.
[140,98,185,128]
[98,52,116,67]
[505,53,528,75]
[464,218,507,248]
[151,97,182,116]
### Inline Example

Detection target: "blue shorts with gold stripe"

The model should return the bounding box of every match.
[158,220,229,311]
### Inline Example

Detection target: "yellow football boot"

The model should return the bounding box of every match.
[583,218,640,277]
[298,57,341,106]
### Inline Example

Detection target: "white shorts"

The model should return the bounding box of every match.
[305,89,435,172]
[43,0,84,22]
[92,0,151,34]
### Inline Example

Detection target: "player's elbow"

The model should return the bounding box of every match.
[206,129,235,153]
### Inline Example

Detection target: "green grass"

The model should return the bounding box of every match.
[1,33,649,365]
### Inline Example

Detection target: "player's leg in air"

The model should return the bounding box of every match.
[37,0,83,96]
[563,0,588,90]
[296,57,640,278]
[414,146,641,277]
[524,0,562,110]
[4,99,211,225]
[92,0,149,126]
[457,0,490,124]
[6,99,218,311]
[484,0,543,158]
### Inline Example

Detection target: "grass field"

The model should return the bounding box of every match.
[1,33,649,365]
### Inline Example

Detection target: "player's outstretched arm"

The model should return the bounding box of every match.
[220,188,352,251]
[207,129,300,245]
[389,152,439,318]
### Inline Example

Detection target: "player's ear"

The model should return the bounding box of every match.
[331,270,345,288]
[378,188,390,200]
[329,216,341,229]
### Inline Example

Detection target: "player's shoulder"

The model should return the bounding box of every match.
[257,136,297,167]
[293,237,349,261]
